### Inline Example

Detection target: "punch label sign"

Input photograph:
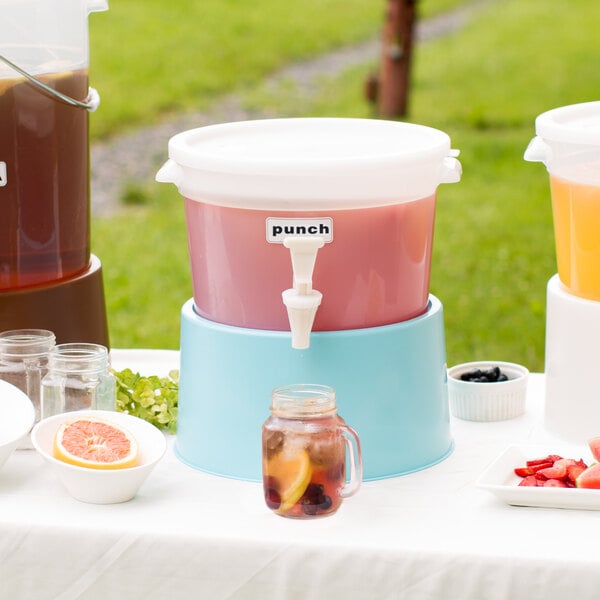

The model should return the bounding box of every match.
[266,217,333,243]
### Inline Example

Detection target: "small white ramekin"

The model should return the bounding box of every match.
[447,361,529,422]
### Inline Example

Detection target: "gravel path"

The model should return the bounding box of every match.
[91,0,496,217]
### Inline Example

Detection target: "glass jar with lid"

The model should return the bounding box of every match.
[262,383,362,518]
[41,343,116,418]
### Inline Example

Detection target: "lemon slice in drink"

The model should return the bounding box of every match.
[268,448,312,513]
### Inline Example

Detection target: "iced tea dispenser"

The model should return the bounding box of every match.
[0,0,109,345]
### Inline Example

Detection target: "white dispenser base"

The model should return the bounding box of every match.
[545,274,600,441]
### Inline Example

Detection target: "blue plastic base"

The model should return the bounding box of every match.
[176,297,453,481]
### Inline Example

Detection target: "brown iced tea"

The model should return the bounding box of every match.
[0,69,90,290]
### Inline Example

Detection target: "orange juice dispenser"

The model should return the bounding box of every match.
[525,101,600,441]
[0,0,109,345]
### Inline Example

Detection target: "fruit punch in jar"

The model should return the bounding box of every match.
[262,384,362,518]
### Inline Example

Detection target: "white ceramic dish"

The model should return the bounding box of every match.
[0,380,35,471]
[447,360,529,421]
[31,409,167,504]
[477,444,600,511]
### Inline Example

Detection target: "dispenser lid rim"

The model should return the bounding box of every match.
[166,118,454,173]
[161,118,461,207]
[535,101,600,145]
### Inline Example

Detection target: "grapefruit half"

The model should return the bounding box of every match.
[54,417,139,470]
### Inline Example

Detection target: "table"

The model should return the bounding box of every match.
[2,349,600,600]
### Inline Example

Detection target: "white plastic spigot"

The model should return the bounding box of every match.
[282,236,324,349]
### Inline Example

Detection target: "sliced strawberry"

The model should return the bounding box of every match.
[514,461,554,477]
[536,458,574,480]
[518,475,540,486]
[526,454,562,467]
[543,478,568,487]
[514,466,533,477]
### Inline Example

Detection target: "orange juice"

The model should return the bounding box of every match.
[550,175,600,300]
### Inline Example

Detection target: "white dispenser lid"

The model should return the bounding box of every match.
[156,118,461,210]
[524,102,600,184]
[532,101,600,146]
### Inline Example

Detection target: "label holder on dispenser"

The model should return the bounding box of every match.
[266,217,333,244]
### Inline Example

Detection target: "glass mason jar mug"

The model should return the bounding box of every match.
[262,384,362,518]
[41,343,116,418]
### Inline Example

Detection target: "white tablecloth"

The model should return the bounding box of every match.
[2,350,600,600]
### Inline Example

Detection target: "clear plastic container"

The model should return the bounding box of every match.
[0,0,108,290]
[262,384,362,518]
[41,343,116,419]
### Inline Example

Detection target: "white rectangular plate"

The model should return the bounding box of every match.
[476,444,600,510]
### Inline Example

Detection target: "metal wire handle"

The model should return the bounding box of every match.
[0,53,100,112]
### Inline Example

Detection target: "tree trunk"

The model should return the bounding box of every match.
[377,0,416,118]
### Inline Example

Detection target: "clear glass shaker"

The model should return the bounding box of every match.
[0,329,56,426]
[262,384,362,518]
[41,343,116,418]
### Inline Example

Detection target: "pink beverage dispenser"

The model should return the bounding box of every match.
[157,118,462,480]
[0,0,109,345]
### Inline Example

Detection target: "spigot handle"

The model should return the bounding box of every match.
[282,236,325,349]
[283,236,325,292]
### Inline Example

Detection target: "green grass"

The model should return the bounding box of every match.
[89,0,378,139]
[92,0,600,372]
[88,0,464,139]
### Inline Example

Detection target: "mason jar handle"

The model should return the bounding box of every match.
[340,424,362,498]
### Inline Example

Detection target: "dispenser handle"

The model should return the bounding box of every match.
[0,54,101,111]
[156,159,184,186]
[439,151,462,184]
[524,136,551,164]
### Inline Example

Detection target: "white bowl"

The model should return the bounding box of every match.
[447,361,529,422]
[31,409,167,504]
[0,380,35,471]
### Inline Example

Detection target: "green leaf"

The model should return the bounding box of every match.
[112,368,179,432]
